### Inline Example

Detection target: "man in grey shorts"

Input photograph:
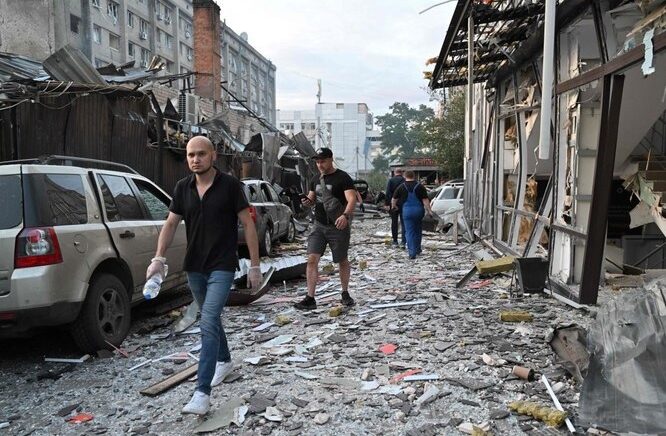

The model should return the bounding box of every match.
[295,147,357,310]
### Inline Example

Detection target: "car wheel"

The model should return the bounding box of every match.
[259,226,273,257]
[70,273,131,352]
[280,218,296,243]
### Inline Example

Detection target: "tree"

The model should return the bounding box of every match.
[421,89,466,179]
[376,103,435,159]
[372,155,390,173]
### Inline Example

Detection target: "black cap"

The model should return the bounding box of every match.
[312,147,333,160]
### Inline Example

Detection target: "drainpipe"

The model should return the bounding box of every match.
[538,0,556,160]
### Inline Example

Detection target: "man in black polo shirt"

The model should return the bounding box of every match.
[146,136,261,415]
[295,147,357,310]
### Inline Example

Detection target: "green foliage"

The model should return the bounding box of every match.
[419,89,466,179]
[366,170,388,193]
[376,102,435,159]
[372,155,390,173]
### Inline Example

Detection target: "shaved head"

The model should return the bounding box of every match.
[187,136,215,150]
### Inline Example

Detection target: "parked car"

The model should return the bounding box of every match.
[431,181,465,215]
[238,179,296,256]
[0,156,188,352]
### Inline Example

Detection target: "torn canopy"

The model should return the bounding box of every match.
[579,279,666,433]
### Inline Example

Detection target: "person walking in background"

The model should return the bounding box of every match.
[147,136,262,415]
[385,168,406,248]
[296,147,357,310]
[391,170,433,260]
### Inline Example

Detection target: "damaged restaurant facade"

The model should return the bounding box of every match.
[429,0,666,304]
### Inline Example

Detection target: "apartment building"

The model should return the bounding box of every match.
[278,103,374,177]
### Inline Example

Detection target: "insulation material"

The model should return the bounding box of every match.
[579,279,666,433]
[261,133,280,183]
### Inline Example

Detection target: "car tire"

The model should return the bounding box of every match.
[70,273,131,352]
[259,226,273,257]
[280,218,296,243]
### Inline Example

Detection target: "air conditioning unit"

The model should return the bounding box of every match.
[187,54,192,61]
[164,16,171,25]
[185,31,191,39]
[178,93,199,125]
[139,31,147,40]
[156,13,163,21]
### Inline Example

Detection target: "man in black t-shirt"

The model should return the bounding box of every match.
[295,147,357,310]
[146,136,262,415]
[391,170,433,259]
[385,168,406,247]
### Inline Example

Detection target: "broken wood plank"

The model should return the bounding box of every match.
[44,354,90,364]
[140,363,198,397]
[475,256,515,274]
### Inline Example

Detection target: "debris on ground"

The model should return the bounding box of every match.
[0,219,610,435]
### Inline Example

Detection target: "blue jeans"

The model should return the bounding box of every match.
[187,270,235,395]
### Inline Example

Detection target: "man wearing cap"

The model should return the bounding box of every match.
[296,147,357,310]
[385,168,406,248]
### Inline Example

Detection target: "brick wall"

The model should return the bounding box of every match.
[193,0,221,103]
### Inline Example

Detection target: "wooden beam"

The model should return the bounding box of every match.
[579,74,624,305]
[140,363,198,397]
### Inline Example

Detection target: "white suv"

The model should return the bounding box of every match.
[0,156,187,351]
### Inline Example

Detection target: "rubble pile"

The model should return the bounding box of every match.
[0,219,596,435]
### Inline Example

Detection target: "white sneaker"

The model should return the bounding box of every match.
[182,391,210,415]
[211,360,234,387]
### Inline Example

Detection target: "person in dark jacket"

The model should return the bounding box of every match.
[385,168,406,247]
[392,170,433,259]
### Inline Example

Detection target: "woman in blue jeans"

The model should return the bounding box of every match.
[391,170,433,259]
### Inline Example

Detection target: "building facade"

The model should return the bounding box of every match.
[0,0,276,126]
[278,103,374,177]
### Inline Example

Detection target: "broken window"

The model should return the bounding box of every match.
[127,10,134,27]
[70,14,80,34]
[107,0,119,20]
[93,25,101,44]
[128,42,135,57]
[109,33,120,50]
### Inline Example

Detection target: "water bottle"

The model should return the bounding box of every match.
[143,264,168,300]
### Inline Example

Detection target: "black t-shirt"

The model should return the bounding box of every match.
[169,170,249,272]
[393,181,428,207]
[308,169,355,225]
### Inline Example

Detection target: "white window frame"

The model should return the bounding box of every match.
[127,10,134,27]
[92,0,100,8]
[128,42,135,57]
[107,0,119,20]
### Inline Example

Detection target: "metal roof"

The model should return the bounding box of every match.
[429,0,545,90]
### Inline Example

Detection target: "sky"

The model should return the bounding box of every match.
[215,0,457,118]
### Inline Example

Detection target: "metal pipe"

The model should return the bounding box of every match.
[465,13,474,178]
[538,0,556,160]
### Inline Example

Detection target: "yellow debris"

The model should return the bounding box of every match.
[359,260,368,270]
[471,426,493,436]
[329,306,343,317]
[275,315,291,326]
[500,310,534,322]
[475,256,515,274]
[508,401,567,427]
[420,331,433,338]
[322,264,335,274]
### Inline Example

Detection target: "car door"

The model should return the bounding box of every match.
[94,172,158,295]
[129,177,187,290]
[259,182,281,236]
